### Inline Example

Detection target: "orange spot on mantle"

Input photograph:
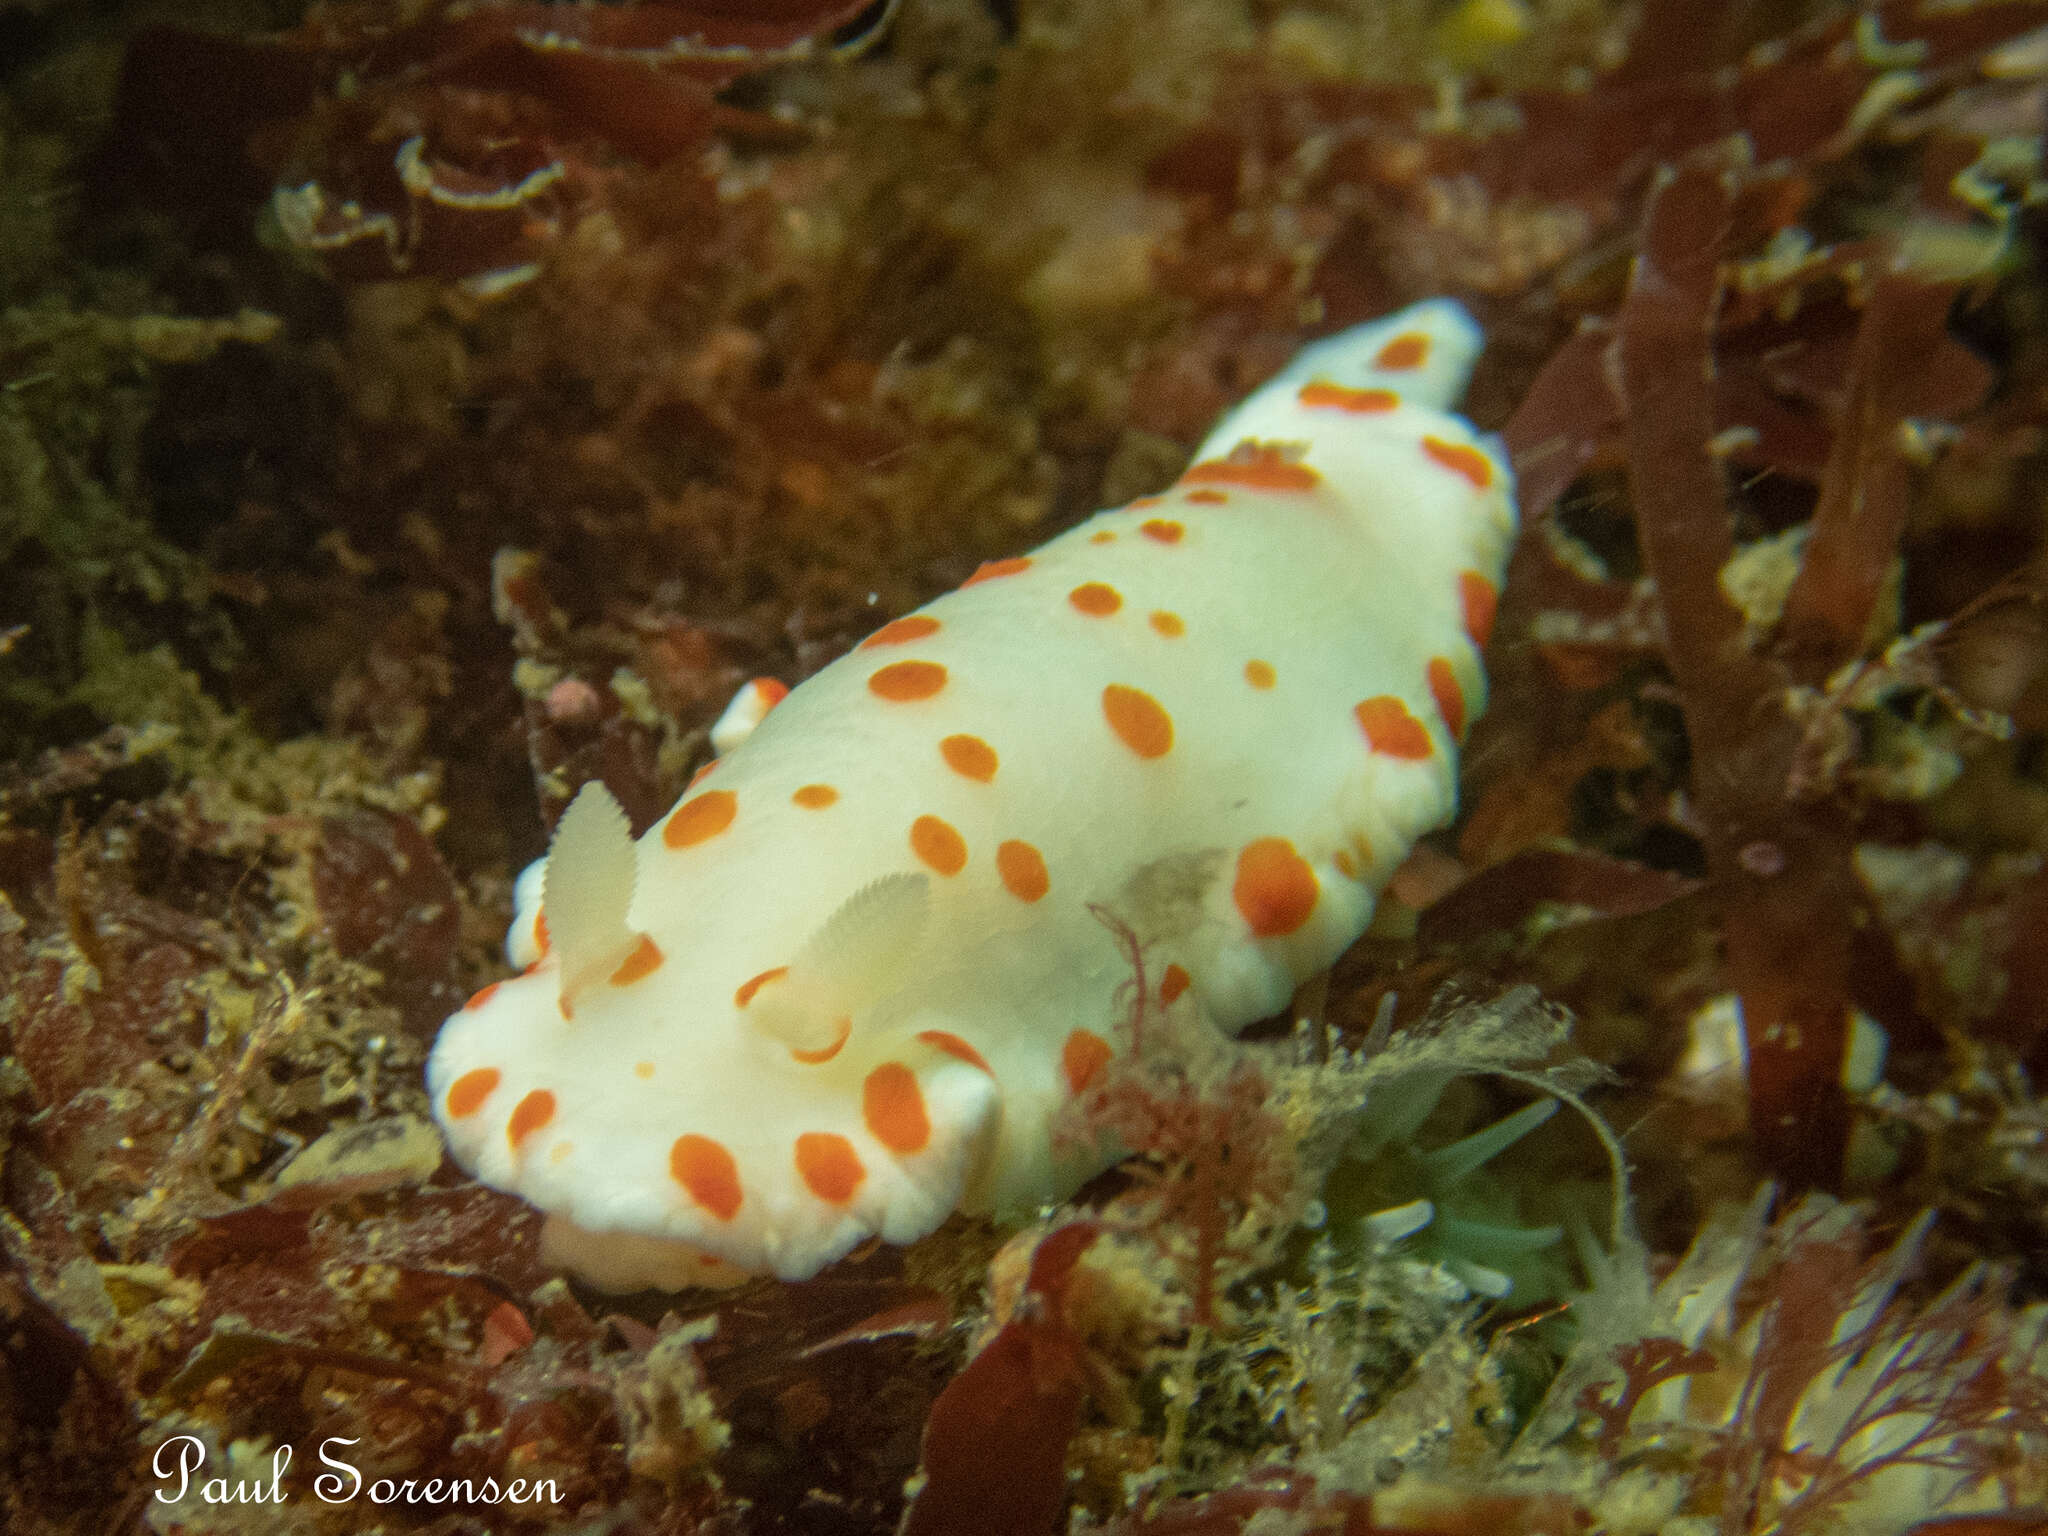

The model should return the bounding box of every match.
[1375,332,1430,370]
[911,815,968,876]
[1062,1030,1112,1094]
[996,839,1049,903]
[1069,582,1122,617]
[665,789,737,848]
[918,1029,992,1074]
[1428,657,1467,740]
[446,1067,500,1118]
[860,614,942,649]
[796,1132,865,1204]
[1459,570,1498,649]
[869,660,948,702]
[1181,446,1320,493]
[1233,838,1319,937]
[1422,435,1494,489]
[864,1062,931,1153]
[962,556,1032,587]
[941,734,999,782]
[1354,696,1433,760]
[508,1089,556,1148]
[1299,381,1400,413]
[1102,684,1173,759]
[671,1134,742,1221]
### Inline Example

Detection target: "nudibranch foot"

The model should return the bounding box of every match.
[540,1217,758,1294]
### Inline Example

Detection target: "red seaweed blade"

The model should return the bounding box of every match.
[899,1224,1101,1536]
[1617,144,1871,1187]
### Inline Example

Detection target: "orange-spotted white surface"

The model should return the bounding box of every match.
[428,300,1517,1288]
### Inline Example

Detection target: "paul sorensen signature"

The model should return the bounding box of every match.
[151,1435,562,1507]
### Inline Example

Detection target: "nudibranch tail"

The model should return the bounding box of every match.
[427,298,1517,1289]
[1198,298,1484,465]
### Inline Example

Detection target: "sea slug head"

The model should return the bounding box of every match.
[427,782,1003,1286]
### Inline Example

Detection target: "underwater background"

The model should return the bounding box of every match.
[2,0,2046,1531]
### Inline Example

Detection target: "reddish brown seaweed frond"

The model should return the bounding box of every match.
[1472,46,2045,1204]
[105,0,899,284]
[900,1222,1102,1536]
[1574,1336,1717,1460]
[1613,146,1869,1187]
[1559,115,2038,1193]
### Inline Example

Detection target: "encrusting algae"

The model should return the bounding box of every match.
[3,1,2048,1533]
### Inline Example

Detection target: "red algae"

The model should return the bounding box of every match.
[901,1224,1101,1536]
[106,0,901,283]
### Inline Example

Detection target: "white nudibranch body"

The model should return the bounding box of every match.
[427,300,1518,1289]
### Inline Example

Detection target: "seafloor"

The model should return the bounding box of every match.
[2,1,2046,1533]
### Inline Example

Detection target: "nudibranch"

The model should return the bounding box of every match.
[428,300,1517,1289]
